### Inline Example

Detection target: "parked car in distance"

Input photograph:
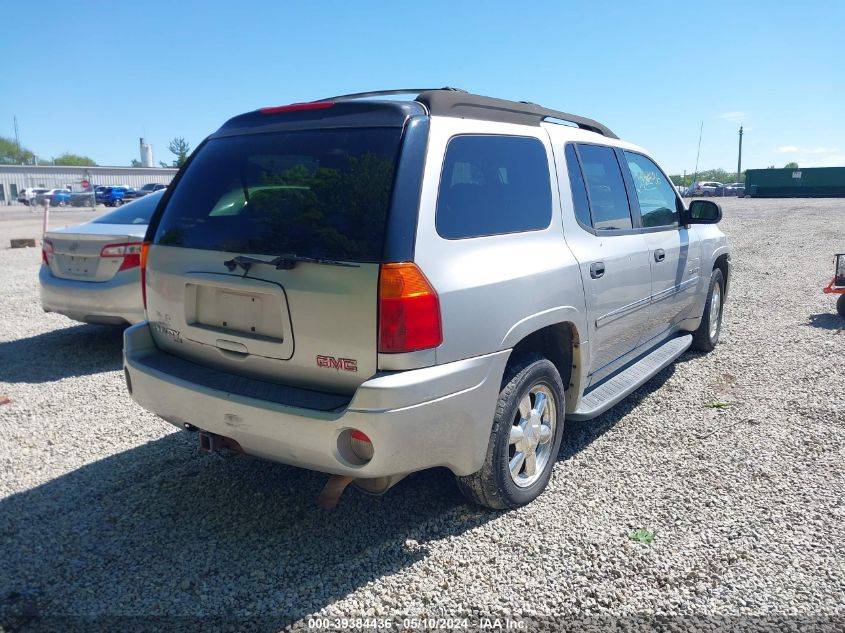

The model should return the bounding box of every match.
[723,182,746,197]
[97,186,131,207]
[124,89,730,510]
[43,188,72,206]
[689,181,724,197]
[135,183,167,197]
[17,188,50,205]
[40,190,164,325]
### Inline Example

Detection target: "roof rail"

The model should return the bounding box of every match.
[312,88,617,138]
[318,87,466,102]
[416,90,618,138]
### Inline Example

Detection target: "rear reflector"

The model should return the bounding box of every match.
[378,263,442,353]
[259,101,334,114]
[140,241,150,308]
[349,430,373,462]
[100,242,143,271]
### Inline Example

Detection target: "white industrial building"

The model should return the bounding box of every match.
[0,165,178,205]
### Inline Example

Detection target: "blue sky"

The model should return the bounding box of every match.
[2,0,843,174]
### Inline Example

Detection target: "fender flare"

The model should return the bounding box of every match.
[499,305,589,412]
[500,305,587,350]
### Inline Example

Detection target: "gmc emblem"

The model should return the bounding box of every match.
[316,355,358,372]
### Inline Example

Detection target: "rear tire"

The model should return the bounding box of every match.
[837,294,845,319]
[113,198,123,207]
[456,354,565,510]
[692,268,725,352]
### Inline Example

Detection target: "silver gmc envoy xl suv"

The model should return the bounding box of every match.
[124,88,730,509]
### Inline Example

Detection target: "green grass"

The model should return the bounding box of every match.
[629,528,654,544]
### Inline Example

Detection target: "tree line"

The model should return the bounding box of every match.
[1,136,191,168]
[0,136,97,166]
[669,162,801,186]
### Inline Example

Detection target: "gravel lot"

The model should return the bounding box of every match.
[1,197,843,631]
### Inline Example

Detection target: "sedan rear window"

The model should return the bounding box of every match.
[92,191,163,225]
[152,128,403,262]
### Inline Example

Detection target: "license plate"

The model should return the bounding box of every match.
[63,256,93,276]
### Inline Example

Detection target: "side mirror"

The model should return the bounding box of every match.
[684,199,722,224]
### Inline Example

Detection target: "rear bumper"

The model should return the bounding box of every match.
[39,265,145,325]
[124,322,509,478]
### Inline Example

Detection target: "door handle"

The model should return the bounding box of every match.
[590,262,605,279]
[654,249,666,263]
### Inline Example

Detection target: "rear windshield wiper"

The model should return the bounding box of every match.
[223,254,360,273]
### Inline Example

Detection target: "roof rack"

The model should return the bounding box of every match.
[416,90,618,138]
[315,88,617,138]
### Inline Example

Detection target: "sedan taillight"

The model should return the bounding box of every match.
[41,239,53,266]
[100,242,143,271]
[140,242,150,308]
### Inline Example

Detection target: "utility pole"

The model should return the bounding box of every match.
[737,126,744,182]
[13,116,20,159]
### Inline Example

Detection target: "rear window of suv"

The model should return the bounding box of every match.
[152,128,402,262]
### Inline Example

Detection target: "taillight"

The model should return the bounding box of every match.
[41,238,53,266]
[140,242,150,308]
[259,101,334,114]
[100,242,143,271]
[378,263,442,353]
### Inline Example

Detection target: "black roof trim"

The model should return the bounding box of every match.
[313,89,616,138]
[416,90,617,138]
[217,88,616,139]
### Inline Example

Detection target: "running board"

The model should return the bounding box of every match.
[570,334,692,421]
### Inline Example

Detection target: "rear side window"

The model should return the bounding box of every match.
[153,128,402,262]
[576,144,633,230]
[435,135,552,239]
[564,144,591,227]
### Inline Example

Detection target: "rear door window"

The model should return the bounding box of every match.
[153,128,403,262]
[575,144,633,230]
[435,135,552,239]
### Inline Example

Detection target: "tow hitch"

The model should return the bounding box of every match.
[198,431,244,456]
